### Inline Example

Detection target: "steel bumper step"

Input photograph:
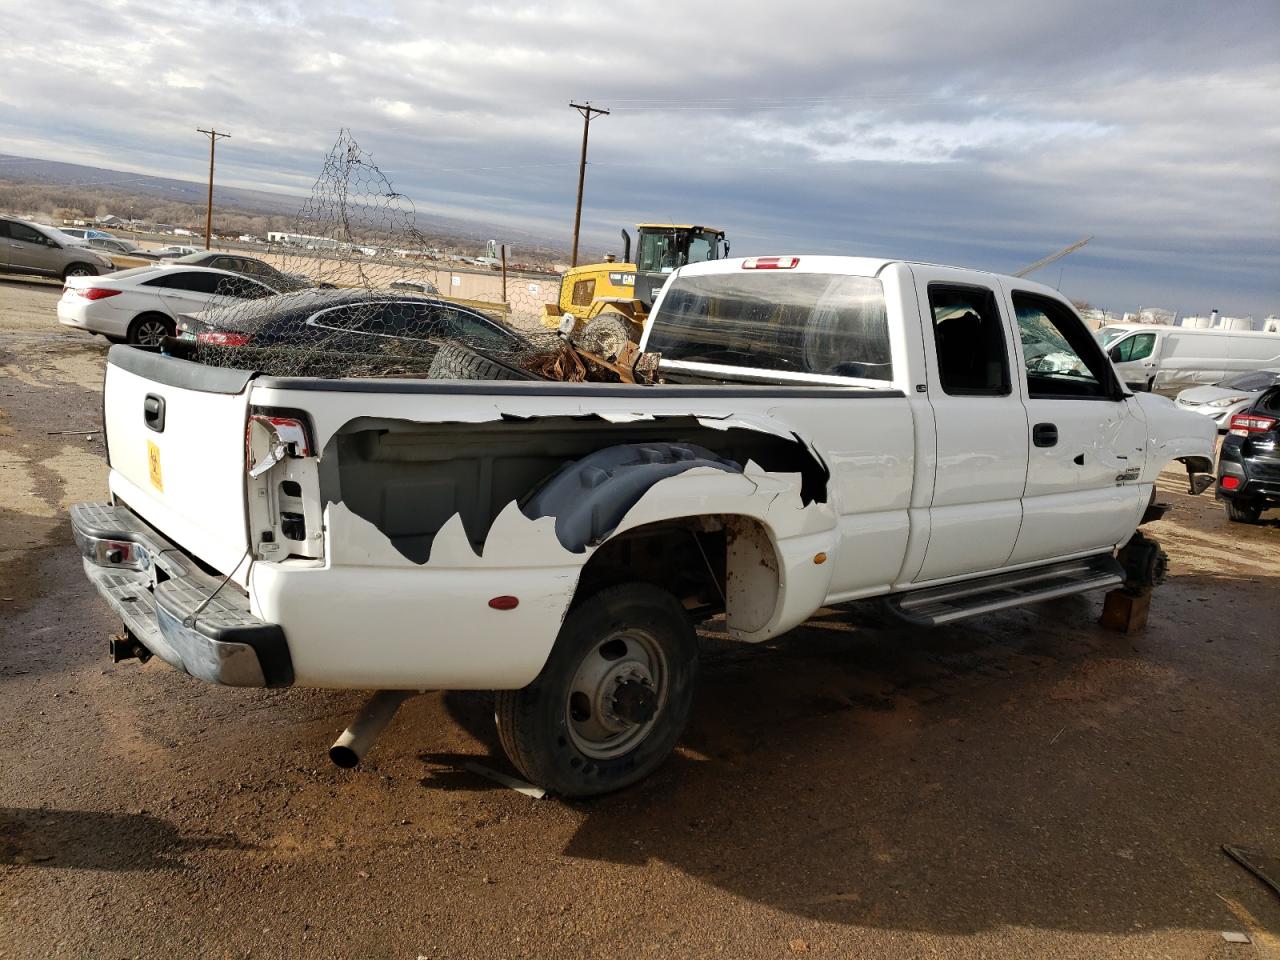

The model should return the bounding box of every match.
[70,502,292,687]
[886,553,1125,626]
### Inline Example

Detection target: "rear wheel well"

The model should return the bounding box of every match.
[570,515,781,634]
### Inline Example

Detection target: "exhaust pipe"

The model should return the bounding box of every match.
[620,228,631,264]
[329,690,412,768]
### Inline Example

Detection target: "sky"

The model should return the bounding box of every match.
[0,0,1277,317]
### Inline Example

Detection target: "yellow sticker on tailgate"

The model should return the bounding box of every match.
[147,440,164,493]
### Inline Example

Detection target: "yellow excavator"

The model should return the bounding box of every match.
[545,224,729,359]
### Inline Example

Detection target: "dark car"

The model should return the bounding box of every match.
[171,251,312,292]
[1216,384,1280,523]
[176,288,528,377]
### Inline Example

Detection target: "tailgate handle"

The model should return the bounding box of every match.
[143,394,166,433]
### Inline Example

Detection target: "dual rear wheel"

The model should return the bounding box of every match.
[495,584,698,798]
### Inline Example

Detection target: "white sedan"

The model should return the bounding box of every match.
[57,264,280,345]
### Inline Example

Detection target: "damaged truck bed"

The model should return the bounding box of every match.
[71,255,1218,796]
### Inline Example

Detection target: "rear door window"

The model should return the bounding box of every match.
[928,285,1011,396]
[647,272,892,381]
[143,271,223,294]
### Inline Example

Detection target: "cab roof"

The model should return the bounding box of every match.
[635,224,724,234]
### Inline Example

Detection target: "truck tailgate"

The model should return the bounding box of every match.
[103,347,255,582]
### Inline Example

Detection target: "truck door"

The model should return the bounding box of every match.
[910,266,1029,582]
[1002,286,1148,565]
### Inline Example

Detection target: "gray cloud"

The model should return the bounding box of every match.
[0,0,1276,315]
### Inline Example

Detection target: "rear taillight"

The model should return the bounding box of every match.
[80,288,122,301]
[1228,413,1278,436]
[246,413,313,477]
[1221,475,1242,490]
[197,331,250,346]
[742,256,800,270]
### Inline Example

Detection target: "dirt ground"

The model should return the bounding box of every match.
[1,274,1278,960]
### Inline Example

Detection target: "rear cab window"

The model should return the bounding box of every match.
[644,269,893,386]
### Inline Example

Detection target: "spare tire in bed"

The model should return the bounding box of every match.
[427,341,539,381]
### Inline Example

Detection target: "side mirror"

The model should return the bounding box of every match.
[1108,346,1120,362]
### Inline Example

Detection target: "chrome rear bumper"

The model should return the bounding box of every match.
[70,502,292,687]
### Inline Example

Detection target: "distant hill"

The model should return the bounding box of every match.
[0,154,568,255]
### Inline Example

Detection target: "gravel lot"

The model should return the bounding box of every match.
[1,274,1278,959]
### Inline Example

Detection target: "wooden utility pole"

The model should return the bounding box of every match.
[569,102,608,266]
[196,128,231,250]
[500,243,508,303]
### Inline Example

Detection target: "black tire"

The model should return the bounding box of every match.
[1225,500,1262,524]
[576,312,636,363]
[426,340,537,381]
[127,313,174,347]
[494,583,698,797]
[62,263,99,280]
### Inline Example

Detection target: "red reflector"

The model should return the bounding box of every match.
[196,331,250,346]
[742,256,799,270]
[81,287,122,301]
[488,595,519,610]
[1221,475,1241,490]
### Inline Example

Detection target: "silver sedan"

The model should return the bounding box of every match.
[1174,369,1280,430]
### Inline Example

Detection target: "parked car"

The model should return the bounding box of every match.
[1097,323,1280,395]
[389,279,440,295]
[0,216,116,280]
[69,255,1218,797]
[57,264,281,346]
[170,251,313,292]
[60,228,117,242]
[1175,369,1280,431]
[1216,384,1280,523]
[86,236,159,260]
[176,288,524,368]
[152,245,199,259]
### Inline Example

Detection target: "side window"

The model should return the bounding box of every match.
[312,302,392,335]
[216,275,274,299]
[210,257,240,272]
[0,220,10,239]
[382,301,441,337]
[1113,332,1155,363]
[928,284,1011,396]
[1013,293,1117,399]
[9,222,50,246]
[449,308,516,351]
[162,271,223,295]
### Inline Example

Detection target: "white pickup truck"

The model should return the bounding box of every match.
[72,256,1217,796]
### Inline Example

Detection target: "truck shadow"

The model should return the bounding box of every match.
[0,807,253,871]
[436,581,1280,935]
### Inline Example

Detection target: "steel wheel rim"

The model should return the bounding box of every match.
[135,321,169,346]
[565,627,668,760]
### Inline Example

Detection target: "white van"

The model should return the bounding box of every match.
[1096,324,1280,394]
